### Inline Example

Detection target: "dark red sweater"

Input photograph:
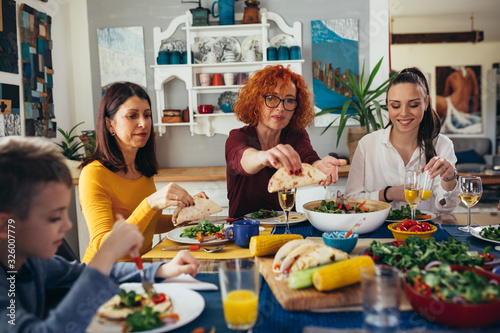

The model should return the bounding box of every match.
[225,126,320,218]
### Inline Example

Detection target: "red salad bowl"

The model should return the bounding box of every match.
[403,265,500,328]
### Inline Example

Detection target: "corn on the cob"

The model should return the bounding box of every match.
[249,234,303,257]
[312,256,375,291]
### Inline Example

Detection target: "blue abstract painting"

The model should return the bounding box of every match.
[311,19,359,127]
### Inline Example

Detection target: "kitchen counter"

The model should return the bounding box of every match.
[72,165,350,184]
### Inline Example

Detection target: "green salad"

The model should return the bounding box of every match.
[366,236,489,270]
[312,200,370,214]
[386,204,423,220]
[179,220,224,238]
[251,209,278,219]
[406,264,500,304]
[480,226,500,241]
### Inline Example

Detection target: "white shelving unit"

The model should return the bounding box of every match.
[152,9,304,137]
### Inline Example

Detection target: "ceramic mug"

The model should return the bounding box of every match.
[202,51,218,64]
[225,219,260,248]
[157,50,169,65]
[170,50,181,64]
[224,72,235,86]
[236,72,247,85]
[278,46,290,60]
[182,50,194,64]
[211,0,236,25]
[212,73,224,86]
[221,50,236,63]
[266,46,278,61]
[290,45,301,60]
[199,73,211,86]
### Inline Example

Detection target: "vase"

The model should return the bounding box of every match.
[346,127,368,162]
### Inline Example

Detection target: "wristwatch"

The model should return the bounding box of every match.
[442,169,458,182]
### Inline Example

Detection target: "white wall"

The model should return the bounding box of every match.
[391,42,500,146]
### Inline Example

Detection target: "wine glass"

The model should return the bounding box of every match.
[404,168,422,221]
[457,176,483,232]
[278,188,297,234]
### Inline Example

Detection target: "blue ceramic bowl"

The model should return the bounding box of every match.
[221,103,234,113]
[322,231,358,253]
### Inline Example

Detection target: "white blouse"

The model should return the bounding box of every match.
[345,127,460,214]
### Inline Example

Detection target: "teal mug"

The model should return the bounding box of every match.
[212,0,236,25]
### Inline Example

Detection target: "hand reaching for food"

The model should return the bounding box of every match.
[156,250,199,278]
[147,182,196,211]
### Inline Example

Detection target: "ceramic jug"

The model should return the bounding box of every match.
[221,50,236,63]
[212,0,237,25]
[202,51,218,64]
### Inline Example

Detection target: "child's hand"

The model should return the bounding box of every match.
[155,250,199,279]
[88,216,144,275]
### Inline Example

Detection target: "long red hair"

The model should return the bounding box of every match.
[233,65,315,132]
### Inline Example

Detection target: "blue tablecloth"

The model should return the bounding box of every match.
[174,222,500,332]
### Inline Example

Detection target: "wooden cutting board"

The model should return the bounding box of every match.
[257,256,362,311]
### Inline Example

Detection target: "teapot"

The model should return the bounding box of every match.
[202,51,218,64]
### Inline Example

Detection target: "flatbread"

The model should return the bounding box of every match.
[272,239,315,273]
[290,244,349,273]
[172,197,223,226]
[96,292,173,323]
[268,163,327,193]
[280,243,319,273]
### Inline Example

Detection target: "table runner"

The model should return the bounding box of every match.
[442,224,500,257]
[142,225,273,260]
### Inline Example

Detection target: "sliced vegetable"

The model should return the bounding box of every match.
[414,282,431,296]
[151,293,166,304]
[288,265,328,289]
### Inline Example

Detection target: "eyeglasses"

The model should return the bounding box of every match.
[263,95,298,111]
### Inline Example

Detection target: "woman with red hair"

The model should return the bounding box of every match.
[226,65,343,218]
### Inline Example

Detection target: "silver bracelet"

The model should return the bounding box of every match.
[442,169,458,182]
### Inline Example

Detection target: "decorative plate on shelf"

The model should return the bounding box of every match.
[192,37,216,64]
[217,91,238,110]
[241,35,263,61]
[160,37,187,52]
[270,34,298,48]
[213,36,241,62]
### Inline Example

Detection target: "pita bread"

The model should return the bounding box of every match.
[272,239,315,273]
[172,197,222,226]
[290,244,349,273]
[268,163,327,193]
[280,243,319,273]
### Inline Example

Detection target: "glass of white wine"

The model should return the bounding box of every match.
[278,188,296,234]
[457,176,483,232]
[404,168,422,221]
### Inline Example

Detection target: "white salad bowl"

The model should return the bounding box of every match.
[303,198,391,234]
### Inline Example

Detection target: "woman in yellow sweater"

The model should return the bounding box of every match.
[80,82,206,263]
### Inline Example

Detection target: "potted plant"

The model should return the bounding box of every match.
[315,58,395,160]
[55,122,85,177]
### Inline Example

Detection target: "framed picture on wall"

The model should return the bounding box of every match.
[435,65,482,134]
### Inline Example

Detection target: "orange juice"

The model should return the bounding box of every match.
[421,190,432,201]
[223,290,258,327]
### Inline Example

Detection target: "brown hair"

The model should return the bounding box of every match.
[233,65,315,132]
[80,82,158,177]
[0,137,72,220]
[386,67,442,163]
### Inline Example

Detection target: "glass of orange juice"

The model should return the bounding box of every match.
[219,259,259,331]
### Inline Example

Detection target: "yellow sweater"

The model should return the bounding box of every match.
[79,161,171,263]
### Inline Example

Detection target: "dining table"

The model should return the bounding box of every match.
[142,212,500,333]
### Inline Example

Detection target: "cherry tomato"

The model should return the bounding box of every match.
[414,282,431,296]
[401,220,418,229]
[151,293,166,304]
[419,222,432,232]
[395,224,407,231]
[408,225,423,233]
[479,253,495,262]
[364,251,380,261]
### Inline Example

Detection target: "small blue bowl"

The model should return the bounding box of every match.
[221,103,234,113]
[322,231,359,254]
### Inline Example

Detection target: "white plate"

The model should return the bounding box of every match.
[244,211,308,225]
[160,37,187,52]
[87,284,204,333]
[385,211,437,223]
[241,34,263,61]
[213,36,241,62]
[192,36,216,64]
[269,34,298,48]
[166,225,229,245]
[471,225,500,245]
